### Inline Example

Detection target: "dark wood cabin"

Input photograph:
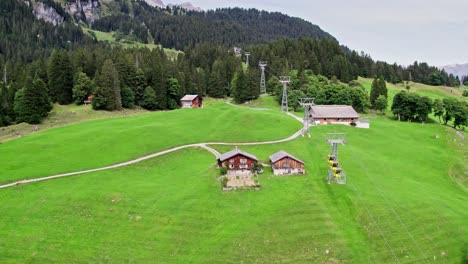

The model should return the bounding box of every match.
[217,147,258,174]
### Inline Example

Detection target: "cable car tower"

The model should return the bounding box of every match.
[326,133,347,184]
[259,61,267,94]
[280,76,290,113]
[245,52,251,68]
[298,98,315,137]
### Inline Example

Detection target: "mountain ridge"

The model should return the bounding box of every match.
[442,63,468,78]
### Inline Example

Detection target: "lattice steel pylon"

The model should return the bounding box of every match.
[326,133,347,184]
[299,98,315,137]
[280,76,291,113]
[259,61,267,94]
[245,52,251,68]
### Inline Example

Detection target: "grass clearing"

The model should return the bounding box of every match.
[0,94,466,263]
[81,28,181,59]
[0,104,148,143]
[0,116,466,262]
[0,101,300,184]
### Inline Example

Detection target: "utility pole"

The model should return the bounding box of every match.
[299,98,315,137]
[326,133,347,184]
[280,76,290,113]
[244,52,250,68]
[259,61,267,94]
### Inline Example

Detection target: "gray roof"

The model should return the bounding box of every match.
[310,105,360,119]
[180,95,200,101]
[218,147,258,162]
[269,150,304,164]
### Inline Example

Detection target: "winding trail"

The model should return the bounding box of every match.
[0,126,304,189]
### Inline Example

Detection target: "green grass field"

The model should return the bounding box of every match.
[0,101,300,184]
[0,104,149,143]
[0,92,466,263]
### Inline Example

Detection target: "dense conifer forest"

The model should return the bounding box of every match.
[0,0,464,127]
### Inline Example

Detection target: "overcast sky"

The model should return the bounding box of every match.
[169,0,468,66]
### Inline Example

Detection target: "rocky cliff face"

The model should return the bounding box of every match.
[32,2,64,25]
[143,0,165,8]
[65,0,101,23]
[168,2,202,12]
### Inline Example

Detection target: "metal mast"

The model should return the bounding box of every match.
[259,61,267,94]
[280,76,290,113]
[299,98,315,137]
[245,52,251,68]
[326,133,347,184]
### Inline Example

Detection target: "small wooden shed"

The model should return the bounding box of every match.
[180,95,203,108]
[269,150,305,175]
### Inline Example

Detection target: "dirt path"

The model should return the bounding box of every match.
[0,127,303,189]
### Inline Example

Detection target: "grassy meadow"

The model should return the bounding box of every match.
[0,92,466,263]
[0,101,300,184]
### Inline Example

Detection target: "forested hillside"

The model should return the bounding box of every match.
[91,6,335,50]
[0,0,464,127]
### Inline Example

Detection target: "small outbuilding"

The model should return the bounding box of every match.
[180,95,203,108]
[269,150,305,175]
[217,147,258,175]
[309,105,359,125]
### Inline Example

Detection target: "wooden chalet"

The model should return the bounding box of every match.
[309,105,359,125]
[269,150,305,175]
[217,147,258,175]
[180,94,203,108]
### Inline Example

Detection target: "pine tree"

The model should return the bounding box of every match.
[246,68,260,101]
[140,86,158,110]
[232,69,248,104]
[72,72,93,105]
[167,77,180,110]
[92,59,122,111]
[133,69,147,105]
[370,78,387,108]
[208,59,228,98]
[121,86,135,108]
[47,50,62,103]
[14,77,52,124]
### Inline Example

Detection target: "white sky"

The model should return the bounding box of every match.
[168,0,468,66]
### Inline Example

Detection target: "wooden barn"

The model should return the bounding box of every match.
[217,147,258,175]
[180,95,203,108]
[269,150,305,175]
[309,105,359,125]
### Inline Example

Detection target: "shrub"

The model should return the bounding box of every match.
[221,177,228,187]
[463,90,468,97]
[350,121,357,127]
[220,167,227,175]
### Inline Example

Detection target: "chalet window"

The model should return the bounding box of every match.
[282,163,290,168]
[240,164,248,169]
[229,159,234,163]
[229,164,234,169]
[240,158,247,164]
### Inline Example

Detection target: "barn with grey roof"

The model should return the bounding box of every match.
[309,105,360,125]
[269,150,305,175]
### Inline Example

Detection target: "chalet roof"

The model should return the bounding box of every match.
[269,150,304,164]
[218,147,258,162]
[180,95,199,101]
[310,105,360,119]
